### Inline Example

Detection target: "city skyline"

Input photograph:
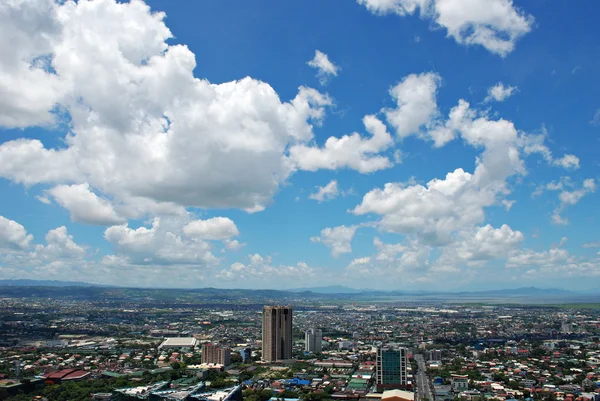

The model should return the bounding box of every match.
[0,0,599,291]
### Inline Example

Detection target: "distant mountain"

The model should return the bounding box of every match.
[0,279,105,287]
[454,287,574,297]
[290,285,365,294]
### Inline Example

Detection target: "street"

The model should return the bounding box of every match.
[414,354,434,401]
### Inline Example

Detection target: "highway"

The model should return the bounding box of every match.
[414,354,434,401]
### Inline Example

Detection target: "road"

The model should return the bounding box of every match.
[414,354,434,401]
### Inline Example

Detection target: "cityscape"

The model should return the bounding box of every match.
[0,285,599,401]
[1,0,600,400]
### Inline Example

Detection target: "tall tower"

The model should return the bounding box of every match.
[305,328,322,354]
[262,305,293,362]
[376,346,408,392]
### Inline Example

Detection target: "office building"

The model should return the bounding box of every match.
[305,328,322,353]
[202,343,231,366]
[262,305,293,362]
[376,346,408,392]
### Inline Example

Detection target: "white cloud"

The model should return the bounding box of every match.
[537,177,596,225]
[307,50,340,85]
[357,0,534,56]
[384,72,443,143]
[223,239,245,251]
[311,225,358,257]
[104,217,218,266]
[47,183,125,225]
[502,199,515,211]
[484,82,517,103]
[0,0,69,128]
[520,132,580,170]
[0,216,34,250]
[182,217,239,240]
[591,108,600,126]
[217,254,319,286]
[34,226,85,260]
[553,154,580,170]
[289,115,394,173]
[450,224,524,262]
[309,180,340,202]
[0,0,339,216]
[353,169,498,245]
[506,247,572,269]
[36,194,51,205]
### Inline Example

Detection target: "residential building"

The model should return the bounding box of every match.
[305,328,322,353]
[376,346,408,392]
[427,349,442,362]
[202,343,231,366]
[451,374,469,392]
[262,305,293,362]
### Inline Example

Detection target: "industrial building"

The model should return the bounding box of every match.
[158,337,197,351]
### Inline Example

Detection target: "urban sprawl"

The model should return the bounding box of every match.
[0,287,599,401]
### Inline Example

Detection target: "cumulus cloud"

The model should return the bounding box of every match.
[223,239,245,251]
[449,224,524,262]
[289,115,394,173]
[520,132,580,170]
[384,72,443,143]
[535,177,595,225]
[47,183,125,225]
[0,0,342,217]
[104,217,218,266]
[311,225,358,257]
[309,180,340,202]
[484,82,518,103]
[354,169,500,245]
[307,50,340,85]
[183,217,239,240]
[357,0,534,56]
[217,254,318,286]
[0,216,34,250]
[34,226,85,260]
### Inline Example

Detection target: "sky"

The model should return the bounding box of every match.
[0,0,599,291]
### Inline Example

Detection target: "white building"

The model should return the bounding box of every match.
[158,337,197,351]
[305,328,322,353]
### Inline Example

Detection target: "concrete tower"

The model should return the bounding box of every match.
[262,305,293,362]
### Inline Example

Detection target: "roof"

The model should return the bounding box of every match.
[44,369,90,380]
[381,390,415,401]
[159,337,197,347]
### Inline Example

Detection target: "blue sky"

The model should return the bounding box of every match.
[0,0,598,290]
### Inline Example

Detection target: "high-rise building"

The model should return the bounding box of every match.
[202,343,231,366]
[305,328,322,353]
[427,349,442,362]
[240,347,252,362]
[376,346,408,392]
[262,305,293,362]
